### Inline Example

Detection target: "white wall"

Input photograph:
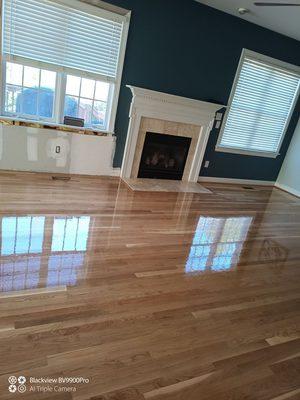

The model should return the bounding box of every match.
[0,124,117,176]
[276,118,300,197]
[69,134,115,176]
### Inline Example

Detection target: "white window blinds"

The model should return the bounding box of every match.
[3,0,124,81]
[218,54,300,156]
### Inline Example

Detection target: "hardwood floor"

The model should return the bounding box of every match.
[0,171,299,399]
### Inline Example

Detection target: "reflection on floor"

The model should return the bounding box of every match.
[0,215,90,292]
[186,216,252,273]
[1,216,45,255]
[51,216,90,252]
[0,213,255,291]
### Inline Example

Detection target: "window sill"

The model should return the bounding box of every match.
[0,116,115,137]
[215,146,279,158]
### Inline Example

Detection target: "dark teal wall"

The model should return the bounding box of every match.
[105,0,300,180]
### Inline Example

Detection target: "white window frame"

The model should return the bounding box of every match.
[216,49,300,158]
[0,0,131,133]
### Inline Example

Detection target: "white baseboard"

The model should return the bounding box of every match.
[110,167,121,177]
[274,182,300,198]
[198,176,275,186]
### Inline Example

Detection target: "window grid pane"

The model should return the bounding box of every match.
[4,61,56,120]
[64,74,110,128]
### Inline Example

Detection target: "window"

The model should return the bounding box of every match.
[217,50,300,157]
[1,0,130,131]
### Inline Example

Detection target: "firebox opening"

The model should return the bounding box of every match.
[138,132,192,180]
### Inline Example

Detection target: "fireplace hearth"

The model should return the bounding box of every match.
[138,132,192,180]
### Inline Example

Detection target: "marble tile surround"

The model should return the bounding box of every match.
[130,117,201,180]
[123,178,211,193]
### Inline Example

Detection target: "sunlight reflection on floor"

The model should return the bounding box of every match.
[186,216,253,273]
[0,215,91,292]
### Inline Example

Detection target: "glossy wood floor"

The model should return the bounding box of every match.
[0,171,299,400]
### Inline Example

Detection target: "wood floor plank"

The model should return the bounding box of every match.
[269,389,300,400]
[143,372,215,399]
[0,171,299,399]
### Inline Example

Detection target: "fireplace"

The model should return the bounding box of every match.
[138,132,192,180]
[121,86,222,182]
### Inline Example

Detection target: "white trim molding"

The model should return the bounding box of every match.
[199,176,300,197]
[198,176,275,186]
[275,182,300,198]
[121,86,222,182]
[110,167,121,177]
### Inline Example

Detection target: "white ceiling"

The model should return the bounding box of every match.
[195,0,300,41]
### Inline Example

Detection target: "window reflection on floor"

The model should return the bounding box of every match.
[1,216,45,255]
[47,253,85,287]
[0,215,91,292]
[186,216,252,273]
[51,216,90,252]
[0,216,45,291]
[0,256,41,292]
[48,216,90,287]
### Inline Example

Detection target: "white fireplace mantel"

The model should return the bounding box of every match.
[121,86,223,182]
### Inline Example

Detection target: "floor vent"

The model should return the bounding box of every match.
[242,186,255,190]
[52,176,71,181]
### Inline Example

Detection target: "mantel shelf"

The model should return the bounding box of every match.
[126,85,224,115]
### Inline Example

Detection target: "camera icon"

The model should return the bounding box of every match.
[18,376,26,385]
[18,385,26,393]
[8,376,17,385]
[8,385,17,393]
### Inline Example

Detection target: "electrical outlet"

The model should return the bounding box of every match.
[55,146,61,154]
[204,160,210,168]
[215,112,223,120]
[215,120,221,129]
